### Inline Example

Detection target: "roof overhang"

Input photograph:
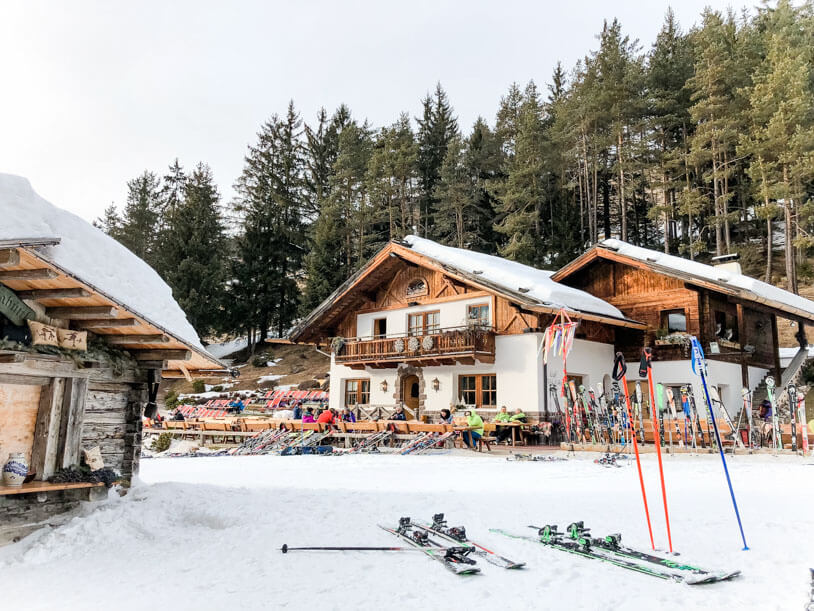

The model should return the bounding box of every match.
[552,244,814,325]
[289,242,646,343]
[0,243,227,378]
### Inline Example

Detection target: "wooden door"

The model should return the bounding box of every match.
[402,375,420,413]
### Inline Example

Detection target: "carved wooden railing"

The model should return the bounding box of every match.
[336,326,495,364]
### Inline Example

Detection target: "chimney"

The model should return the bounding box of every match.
[711,253,742,275]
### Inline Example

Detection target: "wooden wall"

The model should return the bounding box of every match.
[0,357,147,545]
[0,383,41,463]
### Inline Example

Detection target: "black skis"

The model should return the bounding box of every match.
[413,514,525,569]
[379,518,481,575]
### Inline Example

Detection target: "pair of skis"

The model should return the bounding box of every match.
[379,515,526,574]
[490,522,739,585]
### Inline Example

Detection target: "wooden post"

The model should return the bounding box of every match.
[771,314,782,382]
[30,378,66,479]
[736,303,748,388]
[57,377,89,468]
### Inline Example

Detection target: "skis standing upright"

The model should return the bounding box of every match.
[766,376,782,452]
[680,386,697,451]
[708,386,745,452]
[789,384,799,453]
[687,387,708,449]
[634,382,645,444]
[742,388,755,450]
[798,391,810,457]
[665,387,684,448]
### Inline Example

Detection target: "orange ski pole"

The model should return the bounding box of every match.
[641,347,673,553]
[612,352,655,551]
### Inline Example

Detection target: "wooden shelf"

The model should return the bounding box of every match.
[0,481,104,496]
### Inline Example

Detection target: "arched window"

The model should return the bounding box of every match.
[406,278,428,297]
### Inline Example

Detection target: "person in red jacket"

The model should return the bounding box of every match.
[316,408,335,424]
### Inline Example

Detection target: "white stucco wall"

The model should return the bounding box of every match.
[543,338,617,414]
[355,295,491,338]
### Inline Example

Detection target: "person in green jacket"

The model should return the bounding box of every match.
[461,410,484,449]
[494,406,512,444]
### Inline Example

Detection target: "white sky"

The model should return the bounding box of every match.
[0,0,753,223]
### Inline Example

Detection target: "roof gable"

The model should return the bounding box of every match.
[290,237,644,342]
[553,238,814,323]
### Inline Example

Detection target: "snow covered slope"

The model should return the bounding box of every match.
[0,173,206,351]
[0,453,810,610]
[404,235,625,320]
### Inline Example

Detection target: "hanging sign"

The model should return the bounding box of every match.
[0,284,35,326]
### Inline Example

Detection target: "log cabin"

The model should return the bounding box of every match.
[289,236,646,421]
[552,239,814,417]
[0,174,224,544]
[292,236,814,423]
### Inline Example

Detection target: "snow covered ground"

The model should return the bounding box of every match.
[0,451,812,610]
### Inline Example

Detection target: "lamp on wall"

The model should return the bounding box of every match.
[432,377,440,391]
[380,380,388,392]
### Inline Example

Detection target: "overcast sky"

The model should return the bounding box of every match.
[0,0,754,223]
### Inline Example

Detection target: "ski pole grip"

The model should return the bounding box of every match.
[281,544,288,553]
[612,352,626,381]
[638,347,652,378]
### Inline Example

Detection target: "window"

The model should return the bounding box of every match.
[345,379,370,406]
[714,310,739,342]
[406,278,428,297]
[408,311,440,336]
[661,309,687,333]
[458,374,497,408]
[468,303,490,327]
[373,318,387,337]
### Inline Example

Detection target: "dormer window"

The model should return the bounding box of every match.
[406,278,428,298]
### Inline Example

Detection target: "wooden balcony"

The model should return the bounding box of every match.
[336,326,496,369]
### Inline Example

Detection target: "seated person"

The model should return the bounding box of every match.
[510,408,527,423]
[494,405,512,443]
[439,408,454,424]
[391,406,407,421]
[316,408,335,424]
[341,407,356,423]
[302,408,316,423]
[292,402,303,420]
[172,409,185,421]
[460,410,484,449]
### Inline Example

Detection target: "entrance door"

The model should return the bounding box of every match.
[402,375,420,418]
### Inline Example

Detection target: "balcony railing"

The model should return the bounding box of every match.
[336,325,496,367]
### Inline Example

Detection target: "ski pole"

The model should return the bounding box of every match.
[612,352,655,551]
[640,348,674,553]
[690,336,749,551]
[281,544,450,553]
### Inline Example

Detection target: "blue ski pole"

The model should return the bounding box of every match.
[690,336,749,551]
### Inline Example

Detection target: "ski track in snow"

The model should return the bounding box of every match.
[0,452,811,611]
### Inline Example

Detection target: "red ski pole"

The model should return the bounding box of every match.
[612,352,655,551]
[640,347,673,553]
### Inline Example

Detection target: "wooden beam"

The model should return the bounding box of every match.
[103,334,169,345]
[57,377,88,469]
[30,378,66,479]
[76,318,138,329]
[0,372,51,386]
[46,306,118,319]
[16,287,91,300]
[133,349,191,361]
[0,248,20,267]
[0,268,58,280]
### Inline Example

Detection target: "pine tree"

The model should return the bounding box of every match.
[416,83,459,237]
[94,204,122,236]
[157,163,227,336]
[433,135,474,248]
[232,101,307,344]
[118,171,162,264]
[741,0,814,292]
[366,113,418,240]
[495,82,546,265]
[647,9,694,253]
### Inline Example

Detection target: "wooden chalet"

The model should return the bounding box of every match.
[291,236,643,419]
[552,239,814,410]
[0,175,224,544]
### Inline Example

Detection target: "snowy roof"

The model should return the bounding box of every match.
[596,239,814,321]
[0,173,214,358]
[402,235,627,320]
